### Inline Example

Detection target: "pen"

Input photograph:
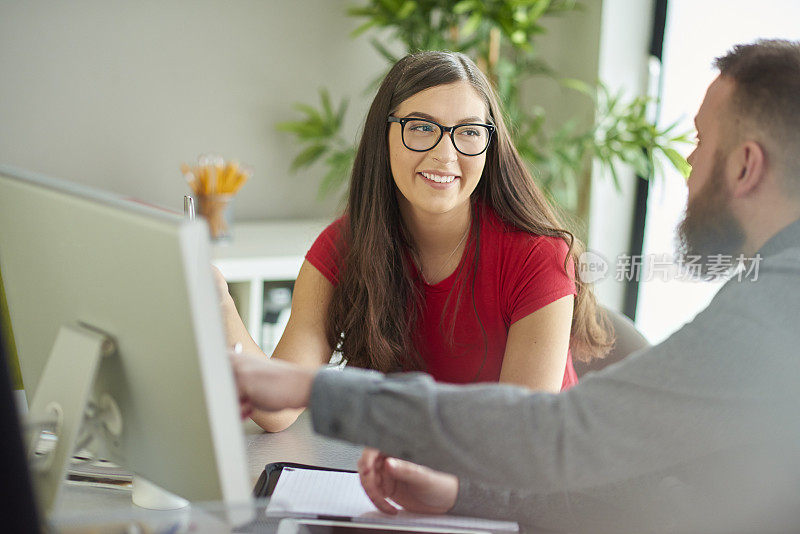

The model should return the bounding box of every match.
[183,195,195,220]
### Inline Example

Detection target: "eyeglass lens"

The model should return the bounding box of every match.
[402,119,490,155]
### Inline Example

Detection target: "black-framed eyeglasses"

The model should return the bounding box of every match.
[387,116,495,156]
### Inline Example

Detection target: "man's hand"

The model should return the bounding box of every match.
[357,447,458,515]
[229,352,315,418]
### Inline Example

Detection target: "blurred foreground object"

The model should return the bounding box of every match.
[181,154,251,241]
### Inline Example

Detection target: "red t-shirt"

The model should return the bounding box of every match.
[305,205,578,390]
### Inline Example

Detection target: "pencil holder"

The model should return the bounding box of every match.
[197,194,233,241]
[181,154,251,242]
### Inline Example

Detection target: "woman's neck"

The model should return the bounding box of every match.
[400,202,472,256]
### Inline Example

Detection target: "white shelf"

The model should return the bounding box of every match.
[211,219,329,347]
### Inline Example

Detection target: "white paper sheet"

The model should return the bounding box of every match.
[265,467,518,533]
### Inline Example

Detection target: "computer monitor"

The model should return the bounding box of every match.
[0,165,252,518]
[0,320,41,532]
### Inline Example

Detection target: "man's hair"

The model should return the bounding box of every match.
[714,39,800,184]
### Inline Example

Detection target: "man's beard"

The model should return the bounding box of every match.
[676,152,746,278]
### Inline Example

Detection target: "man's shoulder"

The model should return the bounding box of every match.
[701,245,800,341]
[723,245,800,296]
[760,244,800,274]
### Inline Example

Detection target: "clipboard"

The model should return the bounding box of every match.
[253,462,518,533]
[254,462,355,499]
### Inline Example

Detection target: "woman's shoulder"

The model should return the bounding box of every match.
[309,215,348,259]
[321,214,348,234]
[306,215,350,285]
[479,203,569,256]
[314,214,349,247]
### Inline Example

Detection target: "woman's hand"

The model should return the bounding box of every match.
[357,447,459,515]
[229,352,315,418]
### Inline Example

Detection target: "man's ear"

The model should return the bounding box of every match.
[726,140,766,198]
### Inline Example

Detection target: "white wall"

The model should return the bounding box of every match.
[0,0,385,221]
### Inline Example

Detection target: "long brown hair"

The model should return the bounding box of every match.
[327,51,612,373]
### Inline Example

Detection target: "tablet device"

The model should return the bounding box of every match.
[253,462,352,498]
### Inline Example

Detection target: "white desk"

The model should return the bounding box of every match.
[212,220,329,348]
[244,412,362,474]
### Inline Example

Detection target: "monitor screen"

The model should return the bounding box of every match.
[0,165,251,518]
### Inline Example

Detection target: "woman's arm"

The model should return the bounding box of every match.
[498,295,573,393]
[217,260,334,431]
[252,260,335,431]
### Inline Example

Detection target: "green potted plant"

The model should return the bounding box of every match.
[277,0,690,231]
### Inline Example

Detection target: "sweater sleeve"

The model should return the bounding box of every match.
[308,251,800,532]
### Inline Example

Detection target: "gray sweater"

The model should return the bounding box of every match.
[309,219,800,533]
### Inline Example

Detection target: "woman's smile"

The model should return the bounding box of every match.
[418,170,460,188]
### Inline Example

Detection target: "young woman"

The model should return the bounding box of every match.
[218,51,612,432]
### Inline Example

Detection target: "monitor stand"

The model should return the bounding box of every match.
[132,476,189,510]
[25,323,189,515]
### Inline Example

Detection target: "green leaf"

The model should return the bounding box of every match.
[396,0,416,19]
[335,98,349,128]
[461,12,482,37]
[290,144,328,172]
[662,147,691,179]
[529,0,553,21]
[319,88,333,120]
[559,77,593,97]
[510,29,527,45]
[369,37,399,64]
[292,100,321,117]
[318,148,356,199]
[350,19,379,38]
[346,6,377,17]
[607,160,621,191]
[452,0,477,15]
[274,120,302,133]
[274,121,324,139]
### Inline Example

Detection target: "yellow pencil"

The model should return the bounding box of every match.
[181,156,249,196]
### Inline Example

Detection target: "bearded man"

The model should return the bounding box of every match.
[232,40,800,533]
